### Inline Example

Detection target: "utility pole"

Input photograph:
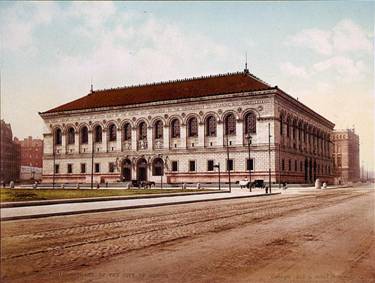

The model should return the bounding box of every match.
[214,163,221,190]
[268,123,272,194]
[91,132,94,189]
[52,134,55,189]
[246,135,252,192]
[226,137,231,193]
[279,142,281,189]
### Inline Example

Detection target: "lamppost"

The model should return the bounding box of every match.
[214,163,221,190]
[268,123,272,194]
[52,135,55,189]
[159,155,163,189]
[91,131,95,189]
[226,137,231,193]
[279,142,282,189]
[31,168,35,180]
[245,134,252,192]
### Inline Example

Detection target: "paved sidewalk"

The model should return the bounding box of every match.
[1,188,280,221]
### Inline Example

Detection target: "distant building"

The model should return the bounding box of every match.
[0,120,21,183]
[332,129,360,184]
[20,166,43,181]
[19,136,43,180]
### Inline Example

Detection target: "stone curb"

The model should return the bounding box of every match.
[0,192,280,221]
[0,190,226,208]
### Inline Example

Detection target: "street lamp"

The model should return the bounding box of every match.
[245,134,252,192]
[91,131,95,189]
[268,123,272,194]
[52,134,55,189]
[279,142,282,189]
[213,163,221,190]
[226,137,232,193]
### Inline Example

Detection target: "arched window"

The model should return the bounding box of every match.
[152,158,164,176]
[54,128,62,145]
[94,125,102,143]
[139,122,147,140]
[205,116,216,137]
[123,123,132,141]
[244,112,256,134]
[286,118,290,137]
[108,124,117,141]
[81,126,88,144]
[171,119,180,138]
[292,120,297,139]
[224,113,236,136]
[67,127,75,145]
[280,115,284,135]
[154,120,163,139]
[187,117,198,137]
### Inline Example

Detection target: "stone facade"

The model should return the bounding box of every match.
[332,129,360,184]
[40,72,335,185]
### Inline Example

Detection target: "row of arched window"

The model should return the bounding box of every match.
[53,112,257,146]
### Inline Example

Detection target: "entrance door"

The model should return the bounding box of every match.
[137,158,148,181]
[122,159,132,181]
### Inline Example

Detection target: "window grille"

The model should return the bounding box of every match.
[225,114,236,135]
[154,120,163,139]
[171,119,180,138]
[188,117,198,137]
[139,122,147,140]
[67,128,75,144]
[123,123,131,140]
[55,129,62,145]
[109,124,117,141]
[245,112,256,134]
[81,127,88,144]
[206,116,216,136]
[95,126,102,143]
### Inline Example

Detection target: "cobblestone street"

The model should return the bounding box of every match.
[1,186,374,283]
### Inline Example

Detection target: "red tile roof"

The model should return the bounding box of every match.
[42,71,272,114]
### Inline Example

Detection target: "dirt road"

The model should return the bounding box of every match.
[1,186,374,283]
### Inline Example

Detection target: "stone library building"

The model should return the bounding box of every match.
[40,68,335,185]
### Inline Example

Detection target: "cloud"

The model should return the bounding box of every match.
[280,62,308,79]
[286,29,332,55]
[67,2,116,29]
[285,19,372,55]
[313,56,366,80]
[332,19,372,53]
[0,2,58,52]
[54,9,230,88]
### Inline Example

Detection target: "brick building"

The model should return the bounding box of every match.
[332,129,360,184]
[19,136,43,181]
[0,120,21,183]
[20,136,43,168]
[39,69,335,185]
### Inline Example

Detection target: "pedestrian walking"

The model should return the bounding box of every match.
[282,182,288,190]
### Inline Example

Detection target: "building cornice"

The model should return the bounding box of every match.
[274,88,335,129]
[39,89,275,119]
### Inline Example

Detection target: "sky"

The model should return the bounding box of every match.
[0,1,374,172]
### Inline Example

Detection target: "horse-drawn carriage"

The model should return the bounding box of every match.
[237,179,266,189]
[131,180,156,189]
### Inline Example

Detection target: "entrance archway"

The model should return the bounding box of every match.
[122,159,132,181]
[137,158,148,181]
[152,158,164,176]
